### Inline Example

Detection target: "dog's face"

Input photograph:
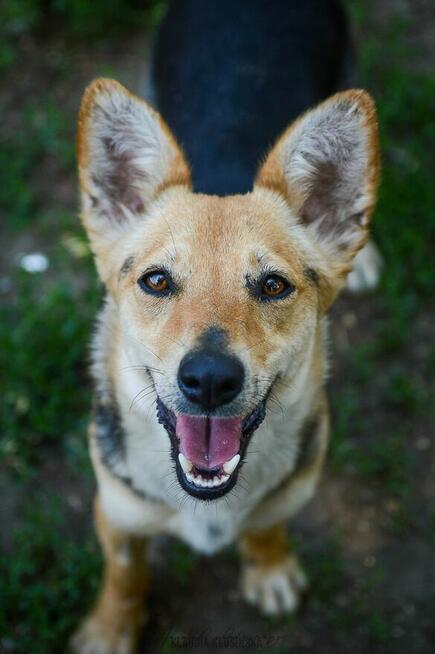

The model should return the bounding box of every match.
[78,79,379,500]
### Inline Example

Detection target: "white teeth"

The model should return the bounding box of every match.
[223,454,240,475]
[183,471,230,489]
[180,455,235,489]
[178,453,193,473]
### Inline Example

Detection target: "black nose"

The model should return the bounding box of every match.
[178,351,244,410]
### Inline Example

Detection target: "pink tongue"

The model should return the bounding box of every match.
[176,414,243,470]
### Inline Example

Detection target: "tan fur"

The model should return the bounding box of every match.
[113,188,319,369]
[70,498,148,654]
[257,89,380,308]
[257,89,379,212]
[240,526,308,614]
[241,524,289,565]
[77,79,191,285]
[71,79,379,652]
[77,78,191,197]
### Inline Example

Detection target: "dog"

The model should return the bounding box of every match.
[71,0,380,651]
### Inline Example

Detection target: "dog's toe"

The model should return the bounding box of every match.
[241,555,307,616]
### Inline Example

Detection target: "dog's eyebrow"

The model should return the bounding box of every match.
[119,255,135,279]
[303,266,320,286]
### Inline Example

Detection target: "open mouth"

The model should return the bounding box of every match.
[156,398,266,500]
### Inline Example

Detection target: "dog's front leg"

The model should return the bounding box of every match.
[70,496,148,654]
[239,524,307,616]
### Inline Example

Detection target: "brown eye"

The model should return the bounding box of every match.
[138,270,173,296]
[261,275,288,297]
[146,272,168,291]
[246,271,294,302]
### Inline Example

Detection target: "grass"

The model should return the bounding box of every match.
[0,495,100,654]
[304,535,395,651]
[0,0,166,69]
[361,26,435,348]
[170,541,200,586]
[330,383,414,499]
[0,99,75,230]
[0,0,434,651]
[0,270,99,473]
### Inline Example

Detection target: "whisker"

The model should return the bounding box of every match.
[239,339,266,355]
[268,396,285,416]
[158,333,187,350]
[162,216,178,261]
[120,365,166,376]
[127,333,163,362]
[128,383,155,412]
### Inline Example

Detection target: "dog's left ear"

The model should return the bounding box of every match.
[256,90,379,284]
[77,78,190,261]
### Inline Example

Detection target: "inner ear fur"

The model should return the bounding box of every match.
[256,90,380,293]
[77,78,190,235]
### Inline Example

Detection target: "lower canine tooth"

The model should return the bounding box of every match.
[223,453,240,475]
[178,453,193,473]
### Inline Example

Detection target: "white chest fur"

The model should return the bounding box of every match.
[91,315,323,554]
[92,394,312,554]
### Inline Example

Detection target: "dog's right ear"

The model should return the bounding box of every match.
[77,78,190,264]
[256,90,379,307]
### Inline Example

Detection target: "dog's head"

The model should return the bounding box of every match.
[78,79,379,500]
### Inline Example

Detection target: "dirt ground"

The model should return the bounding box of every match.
[1,1,434,653]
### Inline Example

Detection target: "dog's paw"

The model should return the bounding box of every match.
[69,612,142,654]
[346,240,383,293]
[241,555,307,616]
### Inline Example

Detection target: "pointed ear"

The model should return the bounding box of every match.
[77,78,190,243]
[256,90,379,279]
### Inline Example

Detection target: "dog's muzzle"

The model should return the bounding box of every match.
[156,398,266,500]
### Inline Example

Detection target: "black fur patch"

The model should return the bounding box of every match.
[295,413,322,471]
[260,411,322,503]
[196,326,229,351]
[119,255,135,279]
[94,400,125,470]
[93,397,158,502]
[207,524,223,538]
[303,266,320,285]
